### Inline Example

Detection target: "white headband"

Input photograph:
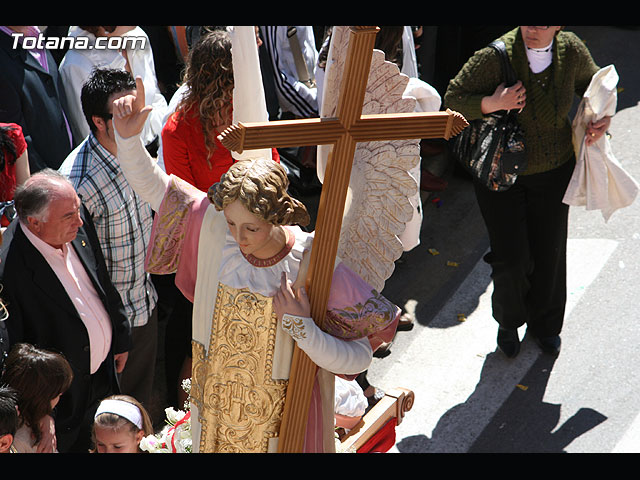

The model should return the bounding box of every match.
[95,399,143,430]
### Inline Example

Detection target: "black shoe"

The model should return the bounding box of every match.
[396,313,414,332]
[497,327,520,358]
[533,335,561,356]
[373,342,392,358]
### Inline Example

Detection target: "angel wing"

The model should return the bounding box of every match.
[318,26,420,292]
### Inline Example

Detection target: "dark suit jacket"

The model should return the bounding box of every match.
[0,30,76,172]
[0,205,131,452]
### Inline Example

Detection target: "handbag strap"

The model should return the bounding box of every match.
[488,40,517,87]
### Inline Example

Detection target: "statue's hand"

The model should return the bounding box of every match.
[112,76,153,139]
[273,272,311,322]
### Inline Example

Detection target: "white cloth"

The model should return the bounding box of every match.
[157,82,189,172]
[400,77,442,251]
[227,26,272,162]
[59,26,168,147]
[217,228,310,299]
[525,40,554,74]
[405,77,442,114]
[563,65,639,221]
[401,26,419,79]
[334,377,367,417]
[399,29,440,251]
[95,399,143,429]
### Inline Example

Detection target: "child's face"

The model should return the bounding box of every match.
[94,426,143,453]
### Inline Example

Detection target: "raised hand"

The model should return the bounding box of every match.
[112,76,153,139]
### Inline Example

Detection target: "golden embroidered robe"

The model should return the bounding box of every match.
[144,176,400,452]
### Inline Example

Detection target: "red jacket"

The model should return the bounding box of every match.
[162,108,279,192]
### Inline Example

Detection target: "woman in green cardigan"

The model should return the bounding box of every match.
[445,26,610,358]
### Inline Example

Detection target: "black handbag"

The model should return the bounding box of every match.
[452,40,526,192]
[0,200,16,224]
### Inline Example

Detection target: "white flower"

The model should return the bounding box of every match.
[165,407,187,425]
[181,378,191,394]
[139,378,192,453]
[139,434,171,453]
[139,409,191,453]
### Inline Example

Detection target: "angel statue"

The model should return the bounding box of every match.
[111,26,452,453]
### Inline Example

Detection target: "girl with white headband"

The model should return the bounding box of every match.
[92,395,154,453]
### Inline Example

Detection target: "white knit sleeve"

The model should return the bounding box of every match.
[114,128,168,212]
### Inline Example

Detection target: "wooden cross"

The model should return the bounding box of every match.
[219,26,467,452]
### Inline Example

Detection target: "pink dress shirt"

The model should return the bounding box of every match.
[20,222,112,374]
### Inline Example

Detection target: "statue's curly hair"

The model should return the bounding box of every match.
[177,29,234,168]
[208,159,310,227]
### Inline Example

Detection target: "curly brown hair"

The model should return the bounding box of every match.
[208,158,310,227]
[177,29,234,168]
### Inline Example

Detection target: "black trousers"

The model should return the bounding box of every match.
[60,358,114,453]
[119,307,158,409]
[473,159,575,338]
[151,273,192,410]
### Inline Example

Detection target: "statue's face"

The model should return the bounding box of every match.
[223,200,280,259]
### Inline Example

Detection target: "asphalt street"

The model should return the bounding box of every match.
[365,26,640,453]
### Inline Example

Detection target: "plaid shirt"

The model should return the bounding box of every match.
[59,133,157,327]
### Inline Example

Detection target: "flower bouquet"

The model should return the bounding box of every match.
[140,380,192,453]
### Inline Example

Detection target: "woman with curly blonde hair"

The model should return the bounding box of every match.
[162,28,278,192]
